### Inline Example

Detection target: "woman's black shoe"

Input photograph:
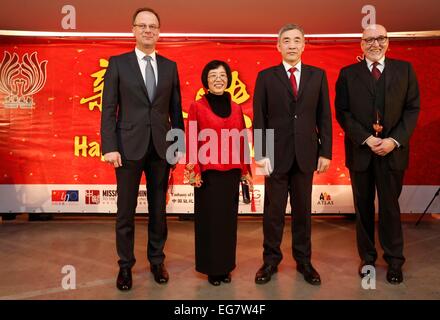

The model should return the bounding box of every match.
[208,275,221,286]
[221,273,231,283]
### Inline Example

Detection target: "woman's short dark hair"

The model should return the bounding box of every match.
[201,60,232,89]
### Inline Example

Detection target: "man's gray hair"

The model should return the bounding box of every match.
[278,23,305,41]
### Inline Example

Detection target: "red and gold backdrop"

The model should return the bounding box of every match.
[0,37,439,214]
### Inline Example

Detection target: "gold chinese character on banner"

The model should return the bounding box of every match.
[225,71,250,104]
[80,59,108,112]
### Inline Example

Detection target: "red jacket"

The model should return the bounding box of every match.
[185,95,251,177]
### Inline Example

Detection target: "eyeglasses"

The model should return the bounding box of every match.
[362,36,388,45]
[133,24,159,31]
[207,74,228,81]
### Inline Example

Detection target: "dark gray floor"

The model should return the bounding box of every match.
[1,214,439,300]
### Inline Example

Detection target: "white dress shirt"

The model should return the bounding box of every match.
[365,56,385,73]
[134,47,158,85]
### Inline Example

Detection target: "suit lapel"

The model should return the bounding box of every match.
[384,57,396,92]
[383,58,396,128]
[128,51,149,100]
[297,64,311,101]
[273,63,311,101]
[354,60,375,96]
[292,64,312,115]
[274,64,295,98]
[155,54,167,102]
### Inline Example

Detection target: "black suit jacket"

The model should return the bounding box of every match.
[335,58,420,171]
[101,51,184,160]
[253,63,332,174]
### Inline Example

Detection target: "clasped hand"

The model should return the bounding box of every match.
[366,137,396,156]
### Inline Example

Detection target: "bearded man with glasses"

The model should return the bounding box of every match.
[335,24,420,284]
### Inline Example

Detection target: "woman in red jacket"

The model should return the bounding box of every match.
[184,60,252,286]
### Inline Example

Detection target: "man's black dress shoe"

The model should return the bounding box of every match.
[255,264,277,284]
[296,263,321,286]
[116,268,132,291]
[150,263,169,284]
[208,275,222,286]
[386,266,403,284]
[358,261,376,278]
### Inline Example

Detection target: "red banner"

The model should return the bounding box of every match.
[1,38,439,188]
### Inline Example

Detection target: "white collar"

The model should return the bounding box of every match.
[135,47,156,62]
[282,60,302,73]
[365,56,385,68]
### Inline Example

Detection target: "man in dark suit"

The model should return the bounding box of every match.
[335,24,420,284]
[101,7,184,290]
[253,24,332,286]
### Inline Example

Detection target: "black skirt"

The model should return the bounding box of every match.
[194,169,241,276]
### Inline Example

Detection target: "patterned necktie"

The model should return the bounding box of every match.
[144,55,156,101]
[371,62,381,81]
[289,67,298,98]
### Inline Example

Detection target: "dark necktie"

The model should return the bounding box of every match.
[371,62,381,81]
[144,55,156,101]
[289,67,298,98]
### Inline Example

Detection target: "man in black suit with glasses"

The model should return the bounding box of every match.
[101,7,184,291]
[335,24,420,284]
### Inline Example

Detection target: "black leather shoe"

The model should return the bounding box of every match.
[255,264,277,284]
[386,266,403,284]
[296,263,321,286]
[116,268,132,291]
[221,273,231,283]
[208,275,222,286]
[150,263,169,284]
[358,260,376,278]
